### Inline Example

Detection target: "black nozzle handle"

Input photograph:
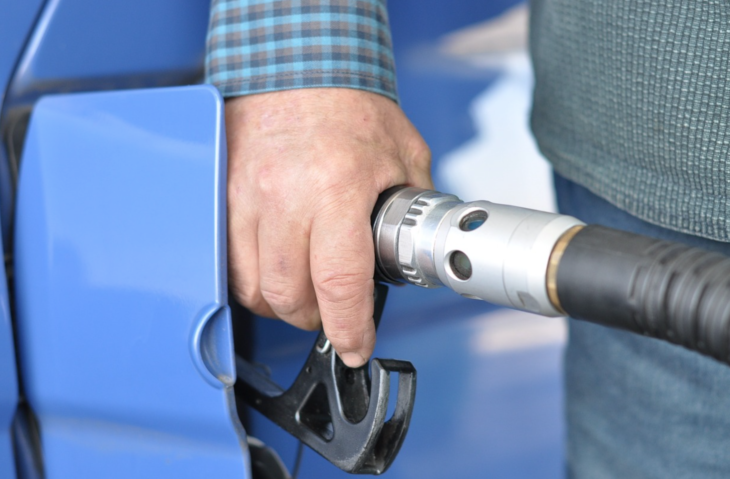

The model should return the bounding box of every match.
[556,225,730,365]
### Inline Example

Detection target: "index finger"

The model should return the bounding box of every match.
[309,197,376,368]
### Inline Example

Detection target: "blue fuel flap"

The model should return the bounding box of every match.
[14,85,250,478]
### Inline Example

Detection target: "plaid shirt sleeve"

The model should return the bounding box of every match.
[205,0,398,102]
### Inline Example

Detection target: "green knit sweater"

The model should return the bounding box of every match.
[530,0,730,241]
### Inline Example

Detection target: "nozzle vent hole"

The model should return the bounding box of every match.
[449,251,472,281]
[459,210,488,231]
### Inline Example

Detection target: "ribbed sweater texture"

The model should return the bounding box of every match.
[530,0,730,241]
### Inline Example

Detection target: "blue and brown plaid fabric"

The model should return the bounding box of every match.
[205,0,398,101]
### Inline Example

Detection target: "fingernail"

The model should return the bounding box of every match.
[340,352,366,368]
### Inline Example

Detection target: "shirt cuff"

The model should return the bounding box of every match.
[205,0,399,102]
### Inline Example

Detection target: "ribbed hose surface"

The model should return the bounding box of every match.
[556,225,730,365]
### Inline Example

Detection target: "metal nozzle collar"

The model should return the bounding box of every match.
[373,187,460,288]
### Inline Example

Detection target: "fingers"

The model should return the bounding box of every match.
[227,200,277,319]
[310,195,376,367]
[258,211,320,330]
[225,99,277,318]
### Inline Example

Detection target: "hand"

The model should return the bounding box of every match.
[225,88,432,367]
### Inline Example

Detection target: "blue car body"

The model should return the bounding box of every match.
[0,1,564,478]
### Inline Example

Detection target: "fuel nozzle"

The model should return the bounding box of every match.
[372,186,583,316]
[373,186,730,367]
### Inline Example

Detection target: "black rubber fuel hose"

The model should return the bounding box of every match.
[556,225,730,365]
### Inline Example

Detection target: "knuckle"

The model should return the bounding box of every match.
[255,169,281,200]
[400,130,430,162]
[261,285,321,331]
[260,286,302,316]
[411,142,432,169]
[315,270,370,305]
[249,162,292,201]
[416,137,432,158]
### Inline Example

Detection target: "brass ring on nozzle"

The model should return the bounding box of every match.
[546,225,584,314]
